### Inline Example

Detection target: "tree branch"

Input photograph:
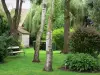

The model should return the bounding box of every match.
[13,0,20,28]
[17,0,23,27]
[1,0,12,26]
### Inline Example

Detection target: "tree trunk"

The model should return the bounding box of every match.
[11,0,23,38]
[1,0,23,38]
[32,0,47,62]
[32,31,41,62]
[10,0,19,38]
[63,0,70,54]
[43,17,53,71]
[43,0,54,71]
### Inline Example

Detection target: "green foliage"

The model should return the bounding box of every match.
[0,13,10,63]
[53,0,64,29]
[87,0,100,29]
[25,0,89,40]
[0,15,9,35]
[0,34,11,63]
[24,0,100,43]
[70,0,88,26]
[0,3,5,15]
[53,0,88,28]
[31,5,42,35]
[70,27,100,57]
[64,53,100,72]
[24,4,42,37]
[53,28,64,50]
[8,36,20,46]
[53,28,74,50]
[30,0,42,5]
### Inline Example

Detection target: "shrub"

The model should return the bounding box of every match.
[70,27,100,57]
[0,15,9,35]
[53,28,74,50]
[0,34,11,63]
[53,28,64,50]
[64,53,100,72]
[9,36,20,46]
[0,35,21,63]
[0,14,11,63]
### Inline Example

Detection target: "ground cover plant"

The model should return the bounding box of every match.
[64,53,100,72]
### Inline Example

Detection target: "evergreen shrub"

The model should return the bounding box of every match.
[70,27,100,57]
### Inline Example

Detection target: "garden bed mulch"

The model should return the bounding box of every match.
[58,66,68,71]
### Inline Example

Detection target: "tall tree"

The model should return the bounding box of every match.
[1,0,23,38]
[32,0,47,62]
[43,0,54,71]
[88,0,100,29]
[63,0,70,54]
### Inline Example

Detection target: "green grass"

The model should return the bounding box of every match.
[0,48,100,75]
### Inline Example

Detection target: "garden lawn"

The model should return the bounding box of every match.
[0,48,100,75]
